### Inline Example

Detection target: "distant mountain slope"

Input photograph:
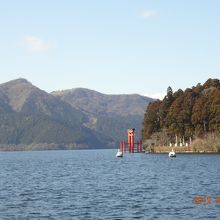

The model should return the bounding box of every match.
[52,88,153,142]
[0,78,152,150]
[0,89,12,112]
[51,88,152,116]
[0,79,85,124]
[0,79,105,149]
[0,78,36,112]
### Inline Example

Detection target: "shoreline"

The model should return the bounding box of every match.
[147,151,219,154]
[145,145,220,154]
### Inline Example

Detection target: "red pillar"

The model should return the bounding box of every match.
[128,129,135,153]
[140,140,142,152]
[131,136,134,153]
[128,130,130,152]
[120,141,122,152]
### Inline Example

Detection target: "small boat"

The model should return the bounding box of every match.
[168,148,176,158]
[116,149,123,158]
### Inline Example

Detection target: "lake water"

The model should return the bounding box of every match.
[0,150,220,219]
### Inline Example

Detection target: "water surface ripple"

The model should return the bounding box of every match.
[0,150,220,219]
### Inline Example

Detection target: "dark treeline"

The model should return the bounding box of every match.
[142,78,220,144]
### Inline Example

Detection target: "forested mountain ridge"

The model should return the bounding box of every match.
[51,88,151,116]
[0,79,105,149]
[51,88,153,141]
[0,78,152,150]
[142,78,220,148]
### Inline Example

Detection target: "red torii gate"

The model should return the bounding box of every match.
[119,128,142,153]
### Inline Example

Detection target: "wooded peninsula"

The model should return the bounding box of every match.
[142,78,220,153]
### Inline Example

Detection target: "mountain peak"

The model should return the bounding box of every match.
[2,78,32,86]
[0,78,37,112]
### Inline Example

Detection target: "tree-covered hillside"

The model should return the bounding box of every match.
[142,78,220,146]
[0,79,104,149]
[0,78,151,150]
[52,88,153,143]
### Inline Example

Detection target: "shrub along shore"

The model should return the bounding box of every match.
[146,134,220,153]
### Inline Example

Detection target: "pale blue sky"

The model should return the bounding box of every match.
[0,0,219,98]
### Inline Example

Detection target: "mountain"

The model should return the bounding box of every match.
[0,78,152,150]
[0,79,105,149]
[51,88,151,116]
[51,88,153,142]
